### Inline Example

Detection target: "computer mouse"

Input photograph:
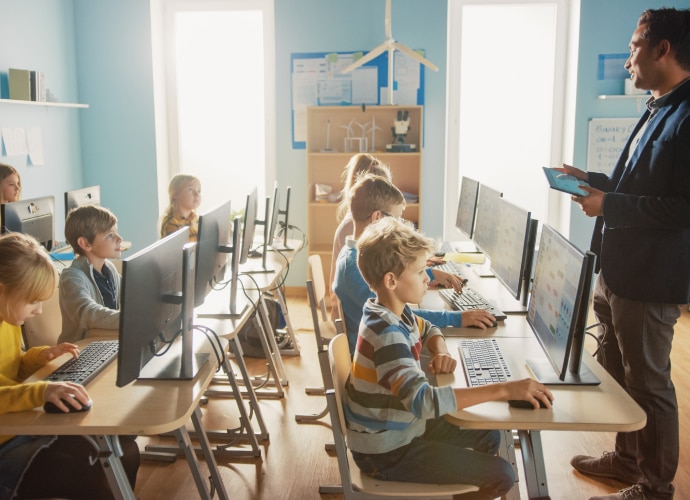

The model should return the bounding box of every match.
[43,399,92,414]
[508,399,550,409]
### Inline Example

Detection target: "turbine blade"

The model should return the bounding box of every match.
[341,44,387,73]
[385,0,392,39]
[394,42,439,72]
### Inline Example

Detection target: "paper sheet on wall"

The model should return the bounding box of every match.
[587,118,639,175]
[27,127,45,165]
[1,127,28,156]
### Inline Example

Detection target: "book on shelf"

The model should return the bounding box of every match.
[9,68,31,101]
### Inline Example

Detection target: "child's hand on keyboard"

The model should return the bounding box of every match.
[461,309,497,329]
[427,351,458,374]
[426,255,445,266]
[429,268,464,291]
[39,343,80,363]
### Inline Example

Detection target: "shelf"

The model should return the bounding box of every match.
[0,98,88,109]
[596,94,648,100]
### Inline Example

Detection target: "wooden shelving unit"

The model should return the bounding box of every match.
[305,105,423,282]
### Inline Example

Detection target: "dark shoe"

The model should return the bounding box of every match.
[571,451,641,485]
[590,483,647,500]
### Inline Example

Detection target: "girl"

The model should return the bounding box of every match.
[0,164,21,204]
[0,232,139,499]
[160,173,201,242]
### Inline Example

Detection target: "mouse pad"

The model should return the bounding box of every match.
[542,167,589,196]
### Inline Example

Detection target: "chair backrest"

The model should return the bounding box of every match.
[307,254,328,321]
[22,265,61,348]
[326,334,481,499]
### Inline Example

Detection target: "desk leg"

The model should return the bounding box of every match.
[499,430,522,500]
[174,423,213,499]
[92,435,136,500]
[257,296,289,387]
[271,287,300,356]
[191,407,230,500]
[227,337,270,438]
[517,430,550,499]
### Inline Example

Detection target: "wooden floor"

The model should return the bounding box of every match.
[133,294,690,499]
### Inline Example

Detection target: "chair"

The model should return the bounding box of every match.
[295,254,339,423]
[324,333,479,499]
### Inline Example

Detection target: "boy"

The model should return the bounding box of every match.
[332,174,495,353]
[345,217,553,497]
[58,205,124,343]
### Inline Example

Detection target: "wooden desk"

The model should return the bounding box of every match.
[0,337,229,500]
[438,336,646,499]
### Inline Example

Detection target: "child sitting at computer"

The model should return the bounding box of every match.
[160,173,201,242]
[0,232,139,498]
[333,174,496,353]
[58,205,123,343]
[345,216,553,497]
[0,163,21,203]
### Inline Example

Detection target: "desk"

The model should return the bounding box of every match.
[0,337,229,500]
[438,336,646,499]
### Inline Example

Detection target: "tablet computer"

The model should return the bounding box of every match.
[542,167,589,196]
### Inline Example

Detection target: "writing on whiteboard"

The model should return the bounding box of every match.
[587,118,638,176]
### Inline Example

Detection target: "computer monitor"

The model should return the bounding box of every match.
[240,186,258,265]
[273,185,292,251]
[455,176,479,239]
[526,224,599,385]
[116,228,208,387]
[246,184,279,273]
[194,199,232,307]
[1,196,55,251]
[64,185,101,219]
[472,184,502,259]
[489,197,537,303]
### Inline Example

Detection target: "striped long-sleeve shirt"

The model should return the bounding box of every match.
[343,299,457,455]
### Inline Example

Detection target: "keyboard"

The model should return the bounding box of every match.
[45,340,119,385]
[439,287,507,321]
[458,338,512,386]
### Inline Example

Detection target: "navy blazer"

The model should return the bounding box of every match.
[588,78,690,304]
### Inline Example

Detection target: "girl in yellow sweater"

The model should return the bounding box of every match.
[0,232,139,499]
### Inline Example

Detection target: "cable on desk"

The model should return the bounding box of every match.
[585,322,606,368]
[193,324,225,370]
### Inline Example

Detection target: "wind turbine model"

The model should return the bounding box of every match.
[340,0,438,105]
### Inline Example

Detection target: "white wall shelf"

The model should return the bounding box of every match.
[0,98,88,109]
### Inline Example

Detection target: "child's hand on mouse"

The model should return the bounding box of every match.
[43,382,91,411]
[503,378,554,409]
[461,309,496,329]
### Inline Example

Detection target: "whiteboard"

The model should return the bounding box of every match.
[587,117,638,175]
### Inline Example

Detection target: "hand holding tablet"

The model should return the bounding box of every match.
[542,167,590,196]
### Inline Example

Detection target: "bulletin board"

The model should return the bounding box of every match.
[290,50,426,149]
[587,117,639,176]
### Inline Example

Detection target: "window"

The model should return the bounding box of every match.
[445,0,570,238]
[158,0,275,213]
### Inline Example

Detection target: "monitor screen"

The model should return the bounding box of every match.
[274,185,292,251]
[1,196,55,251]
[117,227,208,387]
[64,185,101,219]
[455,176,479,239]
[194,199,232,307]
[268,183,280,250]
[472,184,502,258]
[240,186,258,264]
[489,198,532,301]
[526,225,599,385]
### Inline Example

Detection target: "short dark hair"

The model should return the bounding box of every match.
[65,205,118,256]
[639,8,690,71]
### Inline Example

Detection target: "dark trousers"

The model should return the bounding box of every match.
[592,274,679,499]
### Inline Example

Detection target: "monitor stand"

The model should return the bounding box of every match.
[526,358,600,386]
[138,352,209,381]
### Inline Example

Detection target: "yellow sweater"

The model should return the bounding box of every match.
[0,321,50,445]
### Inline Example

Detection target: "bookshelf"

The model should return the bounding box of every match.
[305,105,423,283]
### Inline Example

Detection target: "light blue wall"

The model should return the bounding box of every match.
[570,0,690,251]
[0,0,83,242]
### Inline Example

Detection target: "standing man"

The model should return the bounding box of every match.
[561,8,690,500]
